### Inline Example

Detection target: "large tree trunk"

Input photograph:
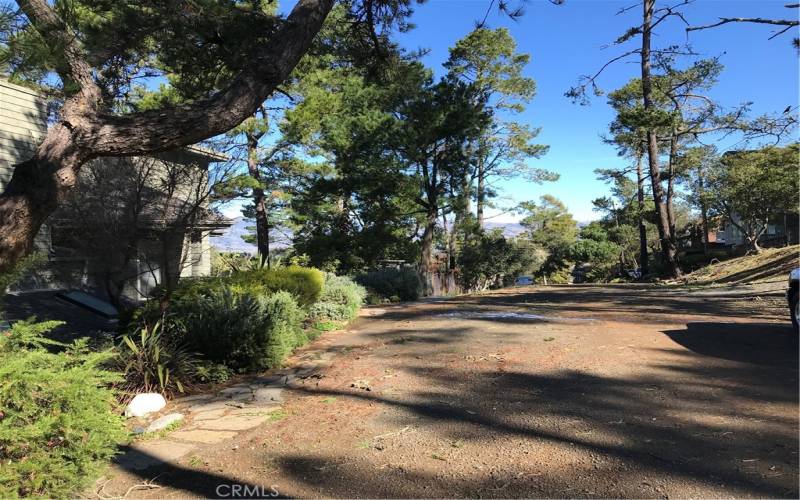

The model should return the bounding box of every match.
[476,155,486,228]
[0,0,334,273]
[747,235,763,254]
[636,154,649,275]
[697,168,710,256]
[641,0,681,278]
[666,135,677,238]
[419,205,438,297]
[246,133,270,267]
[445,211,457,271]
[0,124,93,272]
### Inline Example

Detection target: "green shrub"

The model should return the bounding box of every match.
[0,320,126,498]
[148,266,324,310]
[313,320,341,332]
[233,265,324,307]
[262,291,307,365]
[134,266,322,372]
[195,362,233,384]
[170,287,305,371]
[458,232,542,291]
[356,267,422,302]
[309,274,366,322]
[115,320,200,397]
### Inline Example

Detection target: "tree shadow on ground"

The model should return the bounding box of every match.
[275,320,798,498]
[663,322,797,366]
[110,446,289,498]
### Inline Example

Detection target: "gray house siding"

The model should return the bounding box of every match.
[0,79,47,191]
[1,78,226,302]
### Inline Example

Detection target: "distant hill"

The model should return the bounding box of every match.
[211,218,590,253]
[211,217,293,254]
[210,217,256,254]
[484,221,526,238]
[484,220,592,237]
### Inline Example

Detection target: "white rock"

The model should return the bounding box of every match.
[145,413,184,433]
[125,393,166,418]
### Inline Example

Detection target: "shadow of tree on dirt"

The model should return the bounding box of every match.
[663,322,797,366]
[273,320,798,498]
[111,446,288,498]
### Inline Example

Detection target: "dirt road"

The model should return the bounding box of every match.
[107,284,798,498]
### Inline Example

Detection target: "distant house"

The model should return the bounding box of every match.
[0,78,231,302]
[715,212,799,248]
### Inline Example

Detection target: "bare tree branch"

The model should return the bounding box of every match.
[687,17,799,35]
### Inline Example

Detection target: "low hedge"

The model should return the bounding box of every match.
[232,266,324,307]
[309,274,366,322]
[356,267,422,302]
[150,265,324,310]
[0,320,126,498]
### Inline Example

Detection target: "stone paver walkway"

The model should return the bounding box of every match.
[117,349,339,472]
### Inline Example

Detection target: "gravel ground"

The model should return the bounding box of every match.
[101,283,798,499]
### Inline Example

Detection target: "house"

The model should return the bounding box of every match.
[0,78,231,304]
[715,212,799,248]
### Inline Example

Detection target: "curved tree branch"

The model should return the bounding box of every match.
[83,0,335,156]
[16,0,102,105]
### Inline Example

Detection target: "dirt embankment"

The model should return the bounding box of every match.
[678,245,799,286]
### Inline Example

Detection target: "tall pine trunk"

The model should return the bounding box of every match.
[636,154,649,275]
[476,154,485,228]
[246,133,270,267]
[0,124,90,272]
[697,167,710,255]
[420,204,438,296]
[641,0,681,278]
[666,134,678,238]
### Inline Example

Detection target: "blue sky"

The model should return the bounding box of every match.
[389,0,799,222]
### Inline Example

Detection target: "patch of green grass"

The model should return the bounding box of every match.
[321,397,337,404]
[268,409,287,422]
[313,320,342,332]
[133,419,184,441]
[187,455,204,467]
[356,439,372,450]
[450,439,465,448]
[431,453,447,461]
[543,337,555,342]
